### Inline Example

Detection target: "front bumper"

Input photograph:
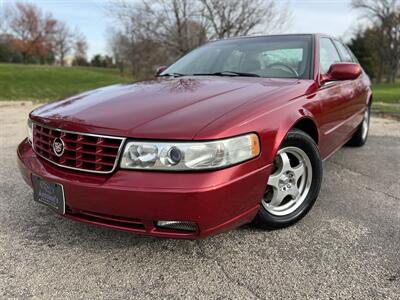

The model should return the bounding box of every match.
[17,139,271,239]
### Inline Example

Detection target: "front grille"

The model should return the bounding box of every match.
[32,123,125,173]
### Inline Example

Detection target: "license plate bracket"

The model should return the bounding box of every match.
[32,175,65,214]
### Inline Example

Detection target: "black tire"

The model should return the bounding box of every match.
[346,105,370,147]
[253,129,323,229]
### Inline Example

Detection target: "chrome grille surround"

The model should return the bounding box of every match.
[32,122,126,174]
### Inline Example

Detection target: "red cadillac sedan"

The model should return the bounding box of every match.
[17,34,372,239]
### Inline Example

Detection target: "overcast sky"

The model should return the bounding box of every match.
[1,0,364,57]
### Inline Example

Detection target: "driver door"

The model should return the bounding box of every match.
[315,37,356,157]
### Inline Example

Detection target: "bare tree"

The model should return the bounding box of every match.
[200,0,292,39]
[141,0,207,56]
[107,3,159,77]
[109,0,207,58]
[107,0,206,78]
[352,0,400,83]
[107,29,128,73]
[53,21,73,66]
[73,29,88,65]
[107,0,292,78]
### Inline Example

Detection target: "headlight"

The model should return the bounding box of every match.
[27,119,33,144]
[120,133,260,171]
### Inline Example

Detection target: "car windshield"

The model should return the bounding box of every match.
[161,35,313,79]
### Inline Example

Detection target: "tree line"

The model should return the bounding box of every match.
[0,2,114,67]
[107,0,399,82]
[0,0,398,84]
[0,2,91,65]
[105,0,291,78]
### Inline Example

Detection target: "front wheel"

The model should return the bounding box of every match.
[253,129,323,229]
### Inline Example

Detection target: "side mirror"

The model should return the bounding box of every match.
[155,66,167,77]
[320,63,361,85]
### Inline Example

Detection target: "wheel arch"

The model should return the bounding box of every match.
[291,117,319,145]
[268,111,320,164]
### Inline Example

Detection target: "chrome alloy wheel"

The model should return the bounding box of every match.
[262,147,313,216]
[361,108,369,141]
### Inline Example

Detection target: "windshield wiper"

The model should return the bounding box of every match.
[158,72,187,77]
[192,71,260,77]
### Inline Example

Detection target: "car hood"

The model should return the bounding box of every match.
[31,77,302,140]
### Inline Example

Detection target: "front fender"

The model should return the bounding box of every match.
[267,107,319,163]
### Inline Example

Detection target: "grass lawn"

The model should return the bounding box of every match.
[372,81,400,115]
[372,82,400,103]
[0,63,133,102]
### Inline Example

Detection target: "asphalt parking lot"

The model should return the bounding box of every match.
[1,102,399,299]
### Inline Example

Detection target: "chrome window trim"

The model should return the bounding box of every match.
[31,121,126,174]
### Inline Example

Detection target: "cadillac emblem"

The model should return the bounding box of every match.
[53,138,65,157]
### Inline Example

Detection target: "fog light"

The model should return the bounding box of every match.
[156,220,197,232]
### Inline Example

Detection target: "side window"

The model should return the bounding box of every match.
[319,38,341,73]
[333,41,354,62]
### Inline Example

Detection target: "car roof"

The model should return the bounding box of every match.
[210,33,334,42]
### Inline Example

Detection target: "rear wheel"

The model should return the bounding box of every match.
[346,105,370,147]
[253,129,322,229]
